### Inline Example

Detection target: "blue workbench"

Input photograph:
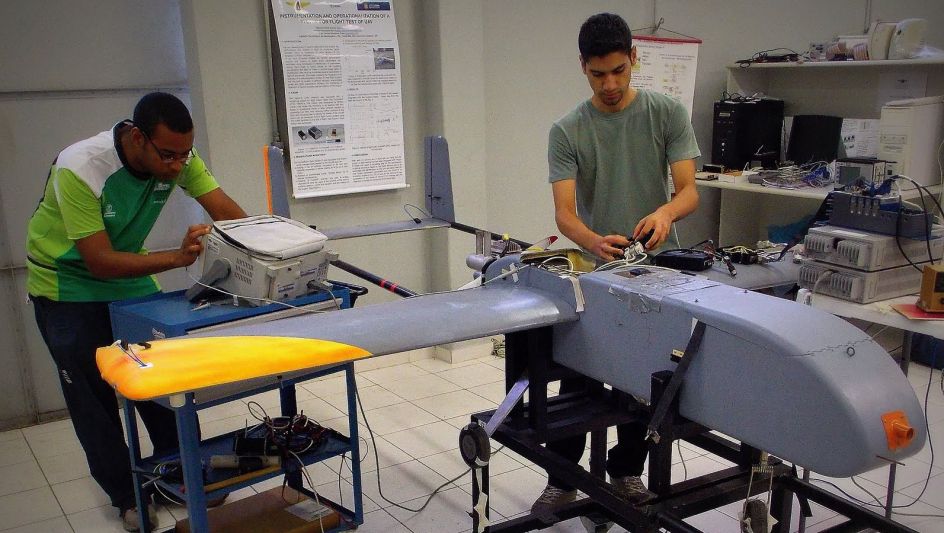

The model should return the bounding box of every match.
[110,289,363,533]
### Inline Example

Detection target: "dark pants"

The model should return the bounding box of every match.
[31,296,179,511]
[545,376,649,491]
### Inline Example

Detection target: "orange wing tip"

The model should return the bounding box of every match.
[96,336,371,400]
[881,411,915,451]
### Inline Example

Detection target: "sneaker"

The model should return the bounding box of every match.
[121,504,158,532]
[530,483,577,515]
[610,475,655,504]
[207,494,227,508]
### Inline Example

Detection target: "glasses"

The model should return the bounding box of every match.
[140,129,193,165]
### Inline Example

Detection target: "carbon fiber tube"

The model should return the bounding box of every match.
[330,259,418,298]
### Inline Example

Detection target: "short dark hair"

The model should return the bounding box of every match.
[132,92,193,136]
[578,13,633,61]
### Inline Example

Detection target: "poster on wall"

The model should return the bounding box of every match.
[631,35,701,119]
[631,34,701,191]
[270,0,406,198]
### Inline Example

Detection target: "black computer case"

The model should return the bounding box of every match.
[711,99,784,171]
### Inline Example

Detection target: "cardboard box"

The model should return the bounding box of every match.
[175,486,341,533]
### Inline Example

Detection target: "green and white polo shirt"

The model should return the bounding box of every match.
[26,124,220,302]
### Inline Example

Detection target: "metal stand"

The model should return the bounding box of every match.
[771,476,918,533]
[466,326,920,533]
[465,326,782,533]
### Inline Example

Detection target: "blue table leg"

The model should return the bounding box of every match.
[346,365,364,525]
[173,393,209,533]
[124,400,153,532]
[280,378,297,416]
[279,379,304,491]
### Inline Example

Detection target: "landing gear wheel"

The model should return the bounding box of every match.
[459,423,490,467]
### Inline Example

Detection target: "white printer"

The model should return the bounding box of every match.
[878,95,944,186]
[187,215,336,306]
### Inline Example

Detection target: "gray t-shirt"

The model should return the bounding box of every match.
[548,90,700,246]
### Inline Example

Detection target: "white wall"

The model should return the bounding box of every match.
[0,1,196,427]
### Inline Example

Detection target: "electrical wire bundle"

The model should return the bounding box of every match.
[760,161,833,189]
[718,244,782,265]
[735,47,803,66]
[719,90,762,103]
[244,401,333,455]
[888,175,944,272]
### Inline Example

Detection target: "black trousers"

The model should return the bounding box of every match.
[545,376,649,491]
[31,296,179,511]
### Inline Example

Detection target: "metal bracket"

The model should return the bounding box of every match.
[647,321,707,443]
[485,373,529,437]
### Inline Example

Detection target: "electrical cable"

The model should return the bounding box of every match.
[240,401,342,530]
[889,175,943,271]
[352,379,474,513]
[810,270,833,302]
[760,161,833,189]
[937,137,944,225]
[736,47,803,66]
[809,348,937,512]
[403,203,431,223]
[151,461,185,505]
[285,450,327,533]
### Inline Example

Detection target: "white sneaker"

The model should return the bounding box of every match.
[121,504,157,532]
[530,483,577,515]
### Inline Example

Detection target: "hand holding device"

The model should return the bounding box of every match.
[176,224,211,267]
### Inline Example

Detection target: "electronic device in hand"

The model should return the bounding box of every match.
[620,229,655,260]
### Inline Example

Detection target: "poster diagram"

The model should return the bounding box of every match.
[271,0,406,198]
[631,35,701,119]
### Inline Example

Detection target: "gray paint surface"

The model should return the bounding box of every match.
[547,266,924,477]
[163,255,926,477]
[190,283,577,356]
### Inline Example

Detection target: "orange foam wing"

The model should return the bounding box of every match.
[97,336,371,400]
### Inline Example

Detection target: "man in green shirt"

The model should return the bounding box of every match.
[535,13,701,514]
[27,92,246,531]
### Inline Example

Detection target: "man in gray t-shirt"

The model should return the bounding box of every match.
[533,13,701,515]
[548,18,700,259]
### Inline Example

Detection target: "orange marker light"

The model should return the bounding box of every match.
[881,411,915,451]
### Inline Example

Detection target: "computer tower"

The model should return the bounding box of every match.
[711,99,784,171]
[878,96,944,186]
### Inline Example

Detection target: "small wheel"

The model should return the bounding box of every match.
[459,423,490,467]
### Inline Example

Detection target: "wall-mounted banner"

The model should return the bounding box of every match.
[271,0,406,198]
[631,35,701,119]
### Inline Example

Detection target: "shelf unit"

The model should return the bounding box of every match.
[727,58,944,118]
[707,58,944,245]
[696,172,942,245]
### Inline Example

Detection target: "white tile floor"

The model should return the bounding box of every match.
[2,353,944,532]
